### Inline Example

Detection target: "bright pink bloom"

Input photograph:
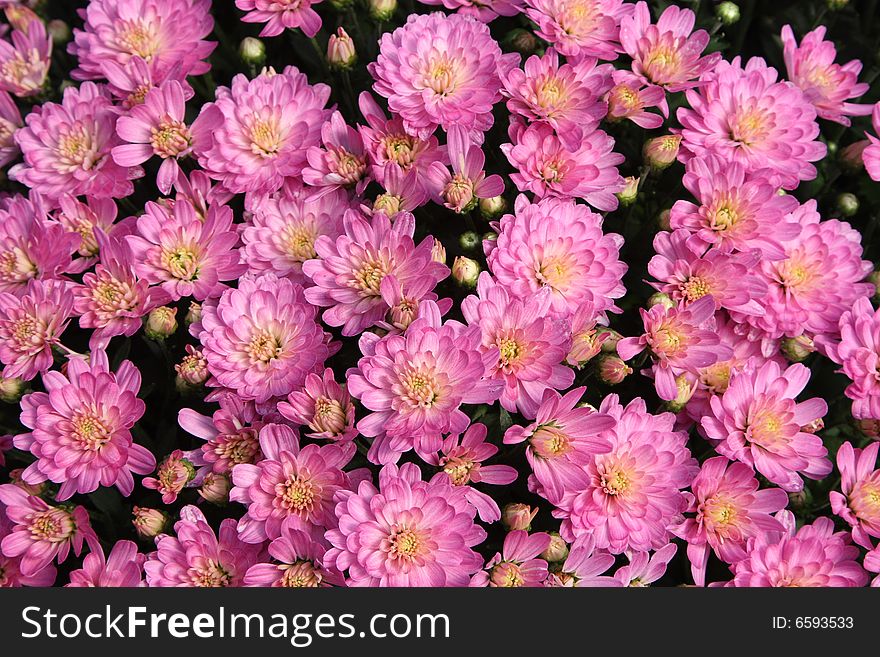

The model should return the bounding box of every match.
[865,103,880,181]
[617,296,732,401]
[142,449,194,504]
[0,499,57,587]
[10,82,143,200]
[0,18,50,97]
[0,279,72,381]
[303,111,369,196]
[67,540,144,587]
[648,229,767,316]
[678,57,826,190]
[545,536,619,587]
[0,484,99,577]
[53,194,125,264]
[0,90,21,167]
[701,360,831,492]
[672,457,789,586]
[196,273,329,405]
[724,511,868,587]
[524,0,633,61]
[502,119,624,210]
[471,530,550,587]
[193,66,331,195]
[144,505,264,587]
[126,199,246,301]
[781,25,872,126]
[325,462,487,586]
[605,76,665,128]
[369,162,429,217]
[369,12,517,141]
[235,0,323,38]
[554,395,698,554]
[101,55,194,109]
[69,0,215,82]
[302,210,448,336]
[347,301,503,464]
[831,442,880,548]
[614,543,677,586]
[461,272,574,418]
[669,156,801,259]
[504,387,614,503]
[821,298,880,421]
[423,423,518,523]
[244,522,344,587]
[278,368,357,443]
[487,195,626,318]
[113,80,204,195]
[425,126,504,213]
[501,49,613,150]
[14,350,154,499]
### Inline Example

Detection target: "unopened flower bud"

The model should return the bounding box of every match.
[596,355,632,385]
[239,37,266,66]
[199,473,231,504]
[647,292,675,310]
[788,488,811,510]
[185,301,202,326]
[368,0,397,21]
[459,230,480,251]
[502,503,538,531]
[327,27,357,71]
[616,176,640,206]
[373,192,401,216]
[665,374,697,413]
[801,417,824,434]
[175,345,209,389]
[145,306,178,340]
[715,1,740,24]
[567,328,606,368]
[479,195,507,220]
[431,239,447,265]
[452,256,480,288]
[657,208,672,231]
[835,192,859,217]
[597,328,623,353]
[857,418,880,440]
[504,28,539,55]
[0,376,26,403]
[47,19,71,45]
[443,178,477,213]
[643,135,682,169]
[132,507,168,539]
[840,140,869,171]
[541,532,569,563]
[780,335,815,362]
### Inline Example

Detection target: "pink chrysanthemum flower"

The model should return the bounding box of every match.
[821,298,880,420]
[422,423,518,523]
[724,511,868,587]
[732,201,874,345]
[831,441,880,548]
[369,12,517,141]
[197,273,329,405]
[502,119,624,210]
[144,505,264,587]
[504,387,614,503]
[54,194,125,264]
[614,543,677,587]
[618,296,732,401]
[461,273,574,418]
[347,301,503,464]
[425,126,504,214]
[471,530,550,587]
[126,199,246,302]
[0,19,50,97]
[102,55,194,109]
[142,449,195,504]
[303,111,370,196]
[0,90,21,167]
[605,77,665,128]
[231,424,357,543]
[0,279,73,381]
[278,368,357,443]
[669,156,801,259]
[69,0,215,82]
[0,484,99,577]
[781,25,872,126]
[0,499,57,587]
[865,103,880,181]
[67,540,144,587]
[544,536,619,587]
[419,0,524,22]
[370,163,429,217]
[678,57,826,190]
[501,49,613,150]
[524,0,633,61]
[487,195,626,318]
[10,82,143,200]
[74,231,171,350]
[701,360,831,492]
[235,0,323,38]
[193,66,331,195]
[325,462,487,586]
[554,395,698,554]
[14,350,154,499]
[244,522,344,587]
[672,457,789,587]
[113,80,205,195]
[619,2,721,104]
[648,229,767,316]
[565,302,609,368]
[303,210,447,336]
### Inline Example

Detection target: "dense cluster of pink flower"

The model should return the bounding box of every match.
[0,0,879,589]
